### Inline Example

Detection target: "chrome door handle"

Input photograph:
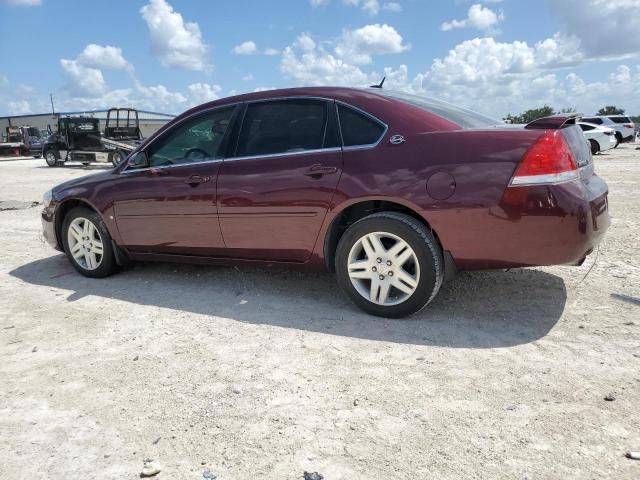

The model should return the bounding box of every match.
[184,174,210,186]
[304,164,338,178]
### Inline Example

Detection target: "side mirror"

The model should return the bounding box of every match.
[127,151,149,168]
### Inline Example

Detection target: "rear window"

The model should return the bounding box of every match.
[608,116,631,124]
[562,126,591,168]
[376,90,500,129]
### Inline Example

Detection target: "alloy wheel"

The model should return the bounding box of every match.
[67,217,104,270]
[347,231,420,306]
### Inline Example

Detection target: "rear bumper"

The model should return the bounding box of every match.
[439,175,610,270]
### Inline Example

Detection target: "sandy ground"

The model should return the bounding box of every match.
[0,146,639,480]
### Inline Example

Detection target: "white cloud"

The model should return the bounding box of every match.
[281,33,372,86]
[186,83,222,104]
[140,0,210,71]
[0,74,8,87]
[550,0,640,60]
[242,74,254,81]
[310,0,381,15]
[77,44,133,71]
[382,2,402,13]
[60,59,106,97]
[233,41,258,55]
[441,4,504,33]
[2,0,41,6]
[7,100,31,114]
[264,48,280,56]
[335,24,409,65]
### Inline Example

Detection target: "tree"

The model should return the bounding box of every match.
[503,105,555,124]
[596,106,625,115]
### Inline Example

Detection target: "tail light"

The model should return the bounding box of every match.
[623,124,633,128]
[510,130,578,186]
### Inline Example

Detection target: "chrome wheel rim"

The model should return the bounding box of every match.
[45,152,56,165]
[112,152,122,165]
[347,231,420,306]
[67,217,104,270]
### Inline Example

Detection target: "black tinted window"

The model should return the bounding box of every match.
[579,124,594,131]
[338,104,385,147]
[237,100,327,157]
[582,117,602,125]
[148,106,235,167]
[609,116,631,124]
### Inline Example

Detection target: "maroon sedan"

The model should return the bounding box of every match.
[41,87,610,318]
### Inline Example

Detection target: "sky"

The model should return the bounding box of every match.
[0,0,639,118]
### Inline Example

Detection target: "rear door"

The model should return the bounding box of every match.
[217,98,343,262]
[112,105,237,256]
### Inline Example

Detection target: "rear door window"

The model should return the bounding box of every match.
[608,116,631,124]
[236,99,329,157]
[337,104,385,147]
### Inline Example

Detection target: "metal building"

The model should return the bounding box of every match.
[0,109,175,139]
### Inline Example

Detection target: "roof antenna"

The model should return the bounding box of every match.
[370,76,385,89]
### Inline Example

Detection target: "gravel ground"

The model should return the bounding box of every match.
[0,146,639,479]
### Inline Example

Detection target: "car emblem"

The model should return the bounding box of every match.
[389,134,405,145]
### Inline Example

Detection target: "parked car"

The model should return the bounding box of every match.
[581,115,635,145]
[0,125,44,157]
[578,121,616,154]
[41,87,610,318]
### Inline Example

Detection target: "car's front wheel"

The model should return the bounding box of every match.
[335,212,443,318]
[589,139,600,155]
[62,207,118,278]
[44,150,58,167]
[109,150,126,167]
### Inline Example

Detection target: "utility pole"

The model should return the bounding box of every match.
[49,94,55,115]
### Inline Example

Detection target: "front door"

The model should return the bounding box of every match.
[218,98,343,262]
[112,105,237,256]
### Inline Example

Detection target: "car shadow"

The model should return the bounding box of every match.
[10,255,566,348]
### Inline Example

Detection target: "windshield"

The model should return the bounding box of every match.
[26,127,41,138]
[375,90,501,129]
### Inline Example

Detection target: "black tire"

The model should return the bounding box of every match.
[108,150,125,167]
[62,207,118,278]
[335,212,444,318]
[44,149,58,167]
[589,139,599,155]
[614,132,622,147]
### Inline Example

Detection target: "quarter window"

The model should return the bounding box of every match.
[148,106,235,167]
[236,100,329,157]
[338,104,385,147]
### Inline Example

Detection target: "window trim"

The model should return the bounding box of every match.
[335,101,388,150]
[120,95,389,173]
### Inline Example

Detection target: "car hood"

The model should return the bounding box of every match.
[53,170,115,198]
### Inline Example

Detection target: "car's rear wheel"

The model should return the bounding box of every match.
[589,139,600,155]
[62,207,117,278]
[335,212,443,318]
[614,132,622,147]
[44,150,58,167]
